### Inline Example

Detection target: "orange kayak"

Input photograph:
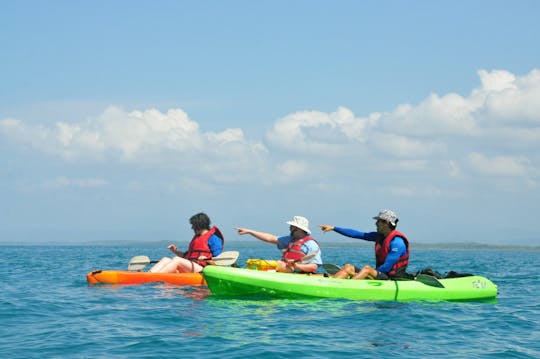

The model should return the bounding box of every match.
[86,270,206,286]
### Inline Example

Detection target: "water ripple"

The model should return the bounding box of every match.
[0,245,539,358]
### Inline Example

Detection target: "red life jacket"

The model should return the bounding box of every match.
[374,230,409,276]
[184,226,224,266]
[281,235,318,261]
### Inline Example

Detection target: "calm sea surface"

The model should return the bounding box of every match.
[1,244,539,358]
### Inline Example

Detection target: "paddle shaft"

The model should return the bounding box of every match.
[130,256,235,266]
[129,260,159,266]
[128,250,240,270]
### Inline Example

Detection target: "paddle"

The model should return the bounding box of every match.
[414,274,445,288]
[322,263,342,275]
[127,250,240,271]
[297,251,318,263]
[128,255,157,271]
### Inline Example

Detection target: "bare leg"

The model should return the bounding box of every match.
[174,257,203,273]
[276,260,292,273]
[333,264,356,279]
[352,265,378,280]
[149,257,172,273]
[159,256,204,273]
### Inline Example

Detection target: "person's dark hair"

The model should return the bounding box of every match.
[389,218,398,230]
[190,212,211,231]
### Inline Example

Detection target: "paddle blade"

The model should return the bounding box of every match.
[322,263,342,275]
[415,274,445,288]
[298,251,318,264]
[211,251,239,266]
[128,255,151,271]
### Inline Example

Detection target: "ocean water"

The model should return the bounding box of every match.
[1,244,539,358]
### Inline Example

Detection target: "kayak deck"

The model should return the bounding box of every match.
[202,266,498,302]
[86,270,206,286]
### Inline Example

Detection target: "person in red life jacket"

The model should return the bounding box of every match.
[236,216,322,273]
[149,212,224,273]
[319,209,410,280]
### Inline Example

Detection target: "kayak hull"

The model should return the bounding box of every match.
[202,266,498,302]
[86,270,206,286]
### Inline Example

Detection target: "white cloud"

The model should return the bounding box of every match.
[384,92,479,136]
[467,153,533,177]
[96,106,203,158]
[205,128,244,145]
[265,107,370,155]
[262,69,540,161]
[0,105,264,161]
[265,70,540,158]
[478,69,517,92]
[371,133,447,158]
[277,160,308,180]
[1,68,539,189]
[261,68,540,186]
[477,69,540,126]
[383,185,458,198]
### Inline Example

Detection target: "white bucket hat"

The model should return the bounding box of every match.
[373,209,398,226]
[286,216,311,234]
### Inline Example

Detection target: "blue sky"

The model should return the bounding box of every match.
[1,1,539,246]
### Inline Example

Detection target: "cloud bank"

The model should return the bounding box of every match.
[1,69,539,192]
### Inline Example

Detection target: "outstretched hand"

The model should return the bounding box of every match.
[236,227,250,235]
[318,224,335,233]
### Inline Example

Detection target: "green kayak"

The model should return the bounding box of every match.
[202,266,498,302]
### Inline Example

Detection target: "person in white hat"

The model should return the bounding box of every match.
[319,209,410,280]
[236,216,322,273]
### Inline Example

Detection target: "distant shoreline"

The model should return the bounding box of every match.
[1,240,539,251]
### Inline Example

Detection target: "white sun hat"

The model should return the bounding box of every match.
[373,209,398,226]
[286,216,311,234]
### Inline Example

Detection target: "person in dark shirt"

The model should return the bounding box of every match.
[319,209,410,280]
